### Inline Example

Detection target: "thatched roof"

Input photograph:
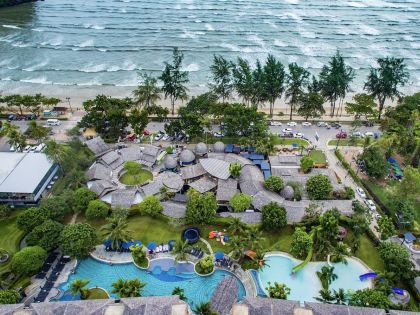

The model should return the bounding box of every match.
[305,302,387,315]
[269,155,301,167]
[219,211,262,224]
[179,149,195,163]
[213,141,225,153]
[199,158,231,180]
[85,137,111,156]
[161,172,184,191]
[89,179,117,197]
[100,151,124,170]
[216,178,238,202]
[120,147,141,161]
[252,190,284,211]
[195,142,208,155]
[210,276,238,315]
[141,180,163,196]
[241,296,300,315]
[162,201,187,218]
[181,163,207,180]
[141,144,160,157]
[86,163,111,181]
[111,189,137,208]
[189,176,217,193]
[281,185,294,200]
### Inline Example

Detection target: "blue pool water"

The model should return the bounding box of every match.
[58,257,245,309]
[257,254,371,302]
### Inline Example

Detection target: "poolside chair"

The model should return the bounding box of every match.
[163,244,169,252]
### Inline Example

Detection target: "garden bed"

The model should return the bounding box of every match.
[119,169,153,186]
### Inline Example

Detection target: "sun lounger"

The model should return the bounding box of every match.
[163,244,169,252]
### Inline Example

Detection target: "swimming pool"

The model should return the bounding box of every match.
[257,254,371,302]
[58,257,245,309]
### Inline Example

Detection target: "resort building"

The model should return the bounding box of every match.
[1,296,417,315]
[0,152,58,205]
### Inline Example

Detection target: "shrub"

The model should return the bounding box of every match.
[195,256,214,275]
[138,195,163,217]
[290,227,313,259]
[229,193,252,212]
[0,205,12,219]
[131,245,148,268]
[264,176,284,193]
[26,220,64,251]
[0,289,20,304]
[229,163,241,178]
[11,246,47,277]
[73,187,97,213]
[300,156,314,173]
[333,186,355,200]
[86,200,109,220]
[39,195,71,222]
[60,223,97,258]
[261,202,287,231]
[306,174,333,200]
[186,190,217,224]
[16,208,48,233]
[265,282,290,299]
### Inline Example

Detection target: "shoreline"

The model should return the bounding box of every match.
[0,80,404,113]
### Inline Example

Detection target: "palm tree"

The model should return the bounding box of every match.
[100,217,132,250]
[285,63,310,120]
[159,47,189,115]
[172,286,187,301]
[44,139,68,174]
[316,266,338,289]
[253,251,269,271]
[173,240,190,262]
[194,301,218,315]
[232,57,254,105]
[230,236,246,261]
[133,73,161,109]
[333,288,347,305]
[331,242,349,264]
[315,288,334,304]
[364,57,409,119]
[111,278,145,298]
[263,55,285,117]
[228,217,247,235]
[0,122,27,151]
[244,226,265,251]
[69,279,90,300]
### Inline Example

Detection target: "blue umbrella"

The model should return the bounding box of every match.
[133,240,142,246]
[121,242,130,250]
[168,240,176,250]
[103,239,112,247]
[147,242,157,250]
[214,251,224,260]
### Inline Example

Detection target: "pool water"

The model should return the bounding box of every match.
[257,255,371,302]
[58,257,245,309]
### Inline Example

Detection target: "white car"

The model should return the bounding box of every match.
[302,122,312,127]
[162,134,170,141]
[351,131,364,138]
[154,132,164,141]
[317,122,327,127]
[282,128,293,133]
[364,199,376,212]
[356,187,367,198]
[294,132,304,138]
[287,122,297,127]
[270,121,282,126]
[213,132,224,138]
[364,131,374,137]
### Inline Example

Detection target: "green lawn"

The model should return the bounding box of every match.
[272,137,309,147]
[189,135,309,147]
[308,150,327,164]
[87,287,109,299]
[354,234,385,272]
[0,209,25,274]
[119,170,153,186]
[328,139,364,146]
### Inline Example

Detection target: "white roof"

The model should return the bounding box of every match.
[0,152,55,194]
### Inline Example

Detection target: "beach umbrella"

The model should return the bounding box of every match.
[133,240,142,246]
[103,239,112,247]
[147,242,157,250]
[214,251,224,260]
[168,240,176,250]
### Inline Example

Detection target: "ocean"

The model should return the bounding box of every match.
[0,0,419,101]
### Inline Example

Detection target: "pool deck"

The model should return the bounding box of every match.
[90,245,134,264]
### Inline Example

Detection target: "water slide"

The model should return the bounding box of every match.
[291,230,316,273]
[359,272,377,281]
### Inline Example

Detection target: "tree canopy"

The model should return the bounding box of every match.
[379,242,417,283]
[229,193,252,212]
[186,190,217,224]
[26,220,64,251]
[261,202,287,231]
[11,246,47,276]
[290,227,313,259]
[138,195,163,217]
[306,174,333,200]
[359,146,388,179]
[86,200,109,220]
[264,176,284,193]
[60,223,97,258]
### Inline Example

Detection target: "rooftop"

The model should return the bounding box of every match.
[199,158,231,180]
[189,176,217,193]
[85,137,111,156]
[0,152,56,194]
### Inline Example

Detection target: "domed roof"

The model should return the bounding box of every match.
[213,141,225,153]
[280,185,294,200]
[195,142,208,155]
[179,149,195,163]
[164,155,177,169]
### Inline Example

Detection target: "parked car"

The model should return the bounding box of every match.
[351,131,363,138]
[282,128,293,133]
[270,121,282,126]
[331,122,341,129]
[7,114,16,121]
[356,187,367,198]
[364,131,374,137]
[317,122,327,127]
[143,129,151,136]
[326,123,331,129]
[213,131,224,138]
[294,132,304,138]
[301,122,312,127]
[175,133,185,141]
[336,131,347,139]
[286,121,297,127]
[162,134,170,141]
[363,120,374,127]
[364,199,376,212]
[154,131,164,141]
[22,145,31,153]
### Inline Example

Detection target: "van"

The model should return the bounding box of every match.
[47,119,60,126]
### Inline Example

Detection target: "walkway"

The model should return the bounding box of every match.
[200,237,214,255]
